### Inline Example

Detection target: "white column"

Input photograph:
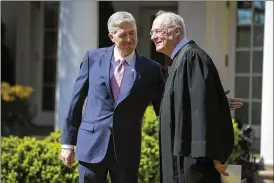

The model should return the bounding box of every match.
[55,1,98,130]
[205,2,229,88]
[178,1,207,49]
[260,1,273,166]
[178,2,229,88]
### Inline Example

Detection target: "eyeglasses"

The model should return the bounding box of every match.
[150,29,165,36]
[150,26,176,36]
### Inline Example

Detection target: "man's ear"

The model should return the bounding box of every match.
[108,33,115,43]
[175,27,181,35]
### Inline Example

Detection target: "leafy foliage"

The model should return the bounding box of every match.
[227,119,242,163]
[139,107,160,183]
[1,107,241,182]
[1,107,159,183]
[1,82,35,136]
[1,132,78,183]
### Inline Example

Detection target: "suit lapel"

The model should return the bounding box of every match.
[117,52,146,104]
[133,53,146,88]
[101,45,115,102]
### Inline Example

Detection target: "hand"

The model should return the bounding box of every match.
[213,160,229,176]
[61,148,75,168]
[225,90,243,110]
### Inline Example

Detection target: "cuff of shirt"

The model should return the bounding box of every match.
[62,144,74,149]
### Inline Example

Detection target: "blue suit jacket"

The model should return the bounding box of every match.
[61,45,165,168]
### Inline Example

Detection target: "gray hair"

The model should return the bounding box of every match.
[107,11,136,34]
[155,10,186,39]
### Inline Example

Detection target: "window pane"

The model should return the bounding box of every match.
[252,51,263,73]
[237,1,252,9]
[252,102,261,125]
[252,76,262,99]
[43,58,56,85]
[235,77,250,99]
[235,102,249,124]
[237,2,252,25]
[253,26,264,47]
[42,86,55,111]
[235,51,250,73]
[236,26,251,48]
[253,1,265,24]
[44,31,58,56]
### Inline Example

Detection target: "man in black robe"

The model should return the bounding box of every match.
[150,11,241,183]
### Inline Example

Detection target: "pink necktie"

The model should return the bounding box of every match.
[111,58,127,101]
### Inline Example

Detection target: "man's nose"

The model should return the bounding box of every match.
[126,35,133,41]
[151,34,157,41]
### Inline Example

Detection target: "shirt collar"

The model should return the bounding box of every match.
[114,46,135,66]
[171,38,189,60]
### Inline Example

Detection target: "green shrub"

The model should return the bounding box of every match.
[1,133,78,183]
[139,106,160,183]
[1,82,35,136]
[1,107,159,183]
[227,119,242,164]
[1,106,241,183]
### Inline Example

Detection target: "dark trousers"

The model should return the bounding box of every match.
[78,135,138,183]
[173,156,221,183]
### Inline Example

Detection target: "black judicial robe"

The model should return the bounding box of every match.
[159,41,234,183]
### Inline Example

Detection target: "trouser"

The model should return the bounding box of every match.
[78,135,138,183]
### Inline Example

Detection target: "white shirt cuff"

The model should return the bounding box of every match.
[62,144,74,149]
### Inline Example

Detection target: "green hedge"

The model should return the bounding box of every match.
[227,119,242,164]
[139,107,160,183]
[1,107,159,183]
[1,107,240,183]
[1,134,78,183]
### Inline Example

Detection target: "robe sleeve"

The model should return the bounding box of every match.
[173,50,208,156]
[187,50,209,155]
[173,49,234,161]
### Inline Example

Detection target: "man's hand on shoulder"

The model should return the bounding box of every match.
[61,148,75,168]
[225,90,243,110]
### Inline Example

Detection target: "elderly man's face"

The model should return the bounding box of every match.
[150,17,178,55]
[109,22,137,56]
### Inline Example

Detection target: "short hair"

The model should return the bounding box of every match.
[107,11,136,34]
[155,10,166,17]
[155,10,187,39]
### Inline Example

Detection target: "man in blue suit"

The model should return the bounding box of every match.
[60,11,165,183]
